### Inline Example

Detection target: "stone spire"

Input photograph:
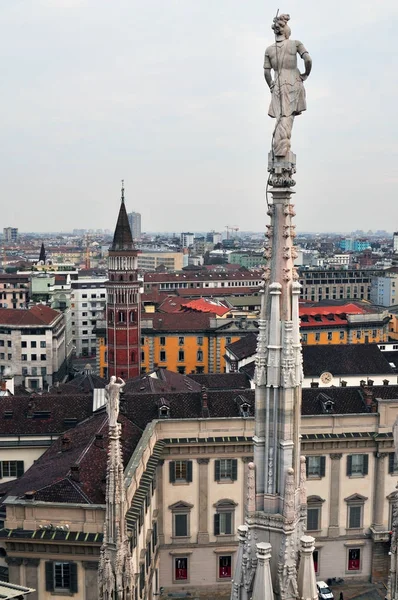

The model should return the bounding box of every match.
[111,181,135,252]
[39,242,46,264]
[98,378,134,600]
[231,13,316,600]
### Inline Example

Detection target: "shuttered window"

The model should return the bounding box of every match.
[347,454,368,477]
[214,459,238,481]
[45,562,78,593]
[0,461,24,479]
[169,461,193,483]
[306,456,326,478]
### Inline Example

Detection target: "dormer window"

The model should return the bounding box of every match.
[159,406,170,418]
[157,398,170,419]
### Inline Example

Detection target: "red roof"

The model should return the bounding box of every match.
[299,303,368,329]
[299,303,366,317]
[0,305,61,327]
[182,298,231,317]
[147,312,213,332]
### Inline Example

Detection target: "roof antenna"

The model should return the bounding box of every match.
[121,179,125,203]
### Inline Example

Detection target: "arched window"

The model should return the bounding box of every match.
[129,274,134,281]
[110,273,114,281]
[119,275,123,281]
[130,311,135,323]
[119,311,125,323]
[108,310,114,323]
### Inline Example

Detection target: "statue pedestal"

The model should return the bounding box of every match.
[268,151,296,174]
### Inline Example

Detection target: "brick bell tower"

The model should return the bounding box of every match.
[106,182,141,379]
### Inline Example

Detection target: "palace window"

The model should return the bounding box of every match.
[214,459,238,481]
[169,460,193,484]
[174,557,188,581]
[197,336,203,345]
[178,336,184,345]
[306,456,326,479]
[160,336,166,346]
[389,453,398,474]
[345,493,367,530]
[178,350,185,362]
[197,350,203,362]
[347,454,368,477]
[170,501,193,539]
[214,499,237,536]
[218,555,232,579]
[45,562,78,593]
[306,496,324,532]
[313,550,319,574]
[160,350,166,362]
[347,548,361,571]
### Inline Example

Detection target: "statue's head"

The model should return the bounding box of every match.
[272,13,291,40]
[110,375,116,383]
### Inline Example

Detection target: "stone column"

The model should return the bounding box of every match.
[297,536,317,600]
[197,458,209,543]
[6,557,22,585]
[24,558,39,600]
[373,452,388,530]
[328,453,342,537]
[83,561,99,600]
[157,460,165,545]
[251,542,274,600]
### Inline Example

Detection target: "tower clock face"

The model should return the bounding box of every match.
[320,371,333,384]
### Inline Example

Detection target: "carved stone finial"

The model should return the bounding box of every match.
[247,462,256,513]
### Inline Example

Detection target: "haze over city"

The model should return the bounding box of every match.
[1,0,397,233]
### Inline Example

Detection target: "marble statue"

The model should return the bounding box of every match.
[105,376,125,427]
[264,13,312,157]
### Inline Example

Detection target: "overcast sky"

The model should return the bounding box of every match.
[1,0,397,234]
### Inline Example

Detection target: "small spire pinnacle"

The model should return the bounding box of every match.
[121,180,125,203]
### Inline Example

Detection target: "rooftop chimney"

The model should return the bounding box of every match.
[341,380,347,387]
[383,379,390,386]
[24,491,35,501]
[61,436,71,451]
[310,382,319,388]
[70,465,80,482]
[362,386,374,410]
[95,434,104,449]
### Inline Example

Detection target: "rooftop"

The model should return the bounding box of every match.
[0,305,62,327]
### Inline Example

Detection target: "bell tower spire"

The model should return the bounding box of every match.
[106,182,142,379]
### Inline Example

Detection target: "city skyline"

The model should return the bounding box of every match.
[1,1,397,233]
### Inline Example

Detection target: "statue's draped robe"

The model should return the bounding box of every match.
[264,39,308,156]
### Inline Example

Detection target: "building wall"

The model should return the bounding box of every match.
[71,278,107,357]
[301,323,388,346]
[140,331,242,375]
[300,269,374,302]
[0,316,67,387]
[138,252,184,272]
[371,275,398,307]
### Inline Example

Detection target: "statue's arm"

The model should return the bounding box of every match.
[264,68,274,90]
[263,50,274,90]
[117,377,126,388]
[296,41,312,81]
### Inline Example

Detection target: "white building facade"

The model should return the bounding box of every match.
[71,277,107,357]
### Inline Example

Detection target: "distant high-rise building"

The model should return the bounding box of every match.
[393,232,398,254]
[127,212,142,241]
[3,227,18,243]
[181,232,194,248]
